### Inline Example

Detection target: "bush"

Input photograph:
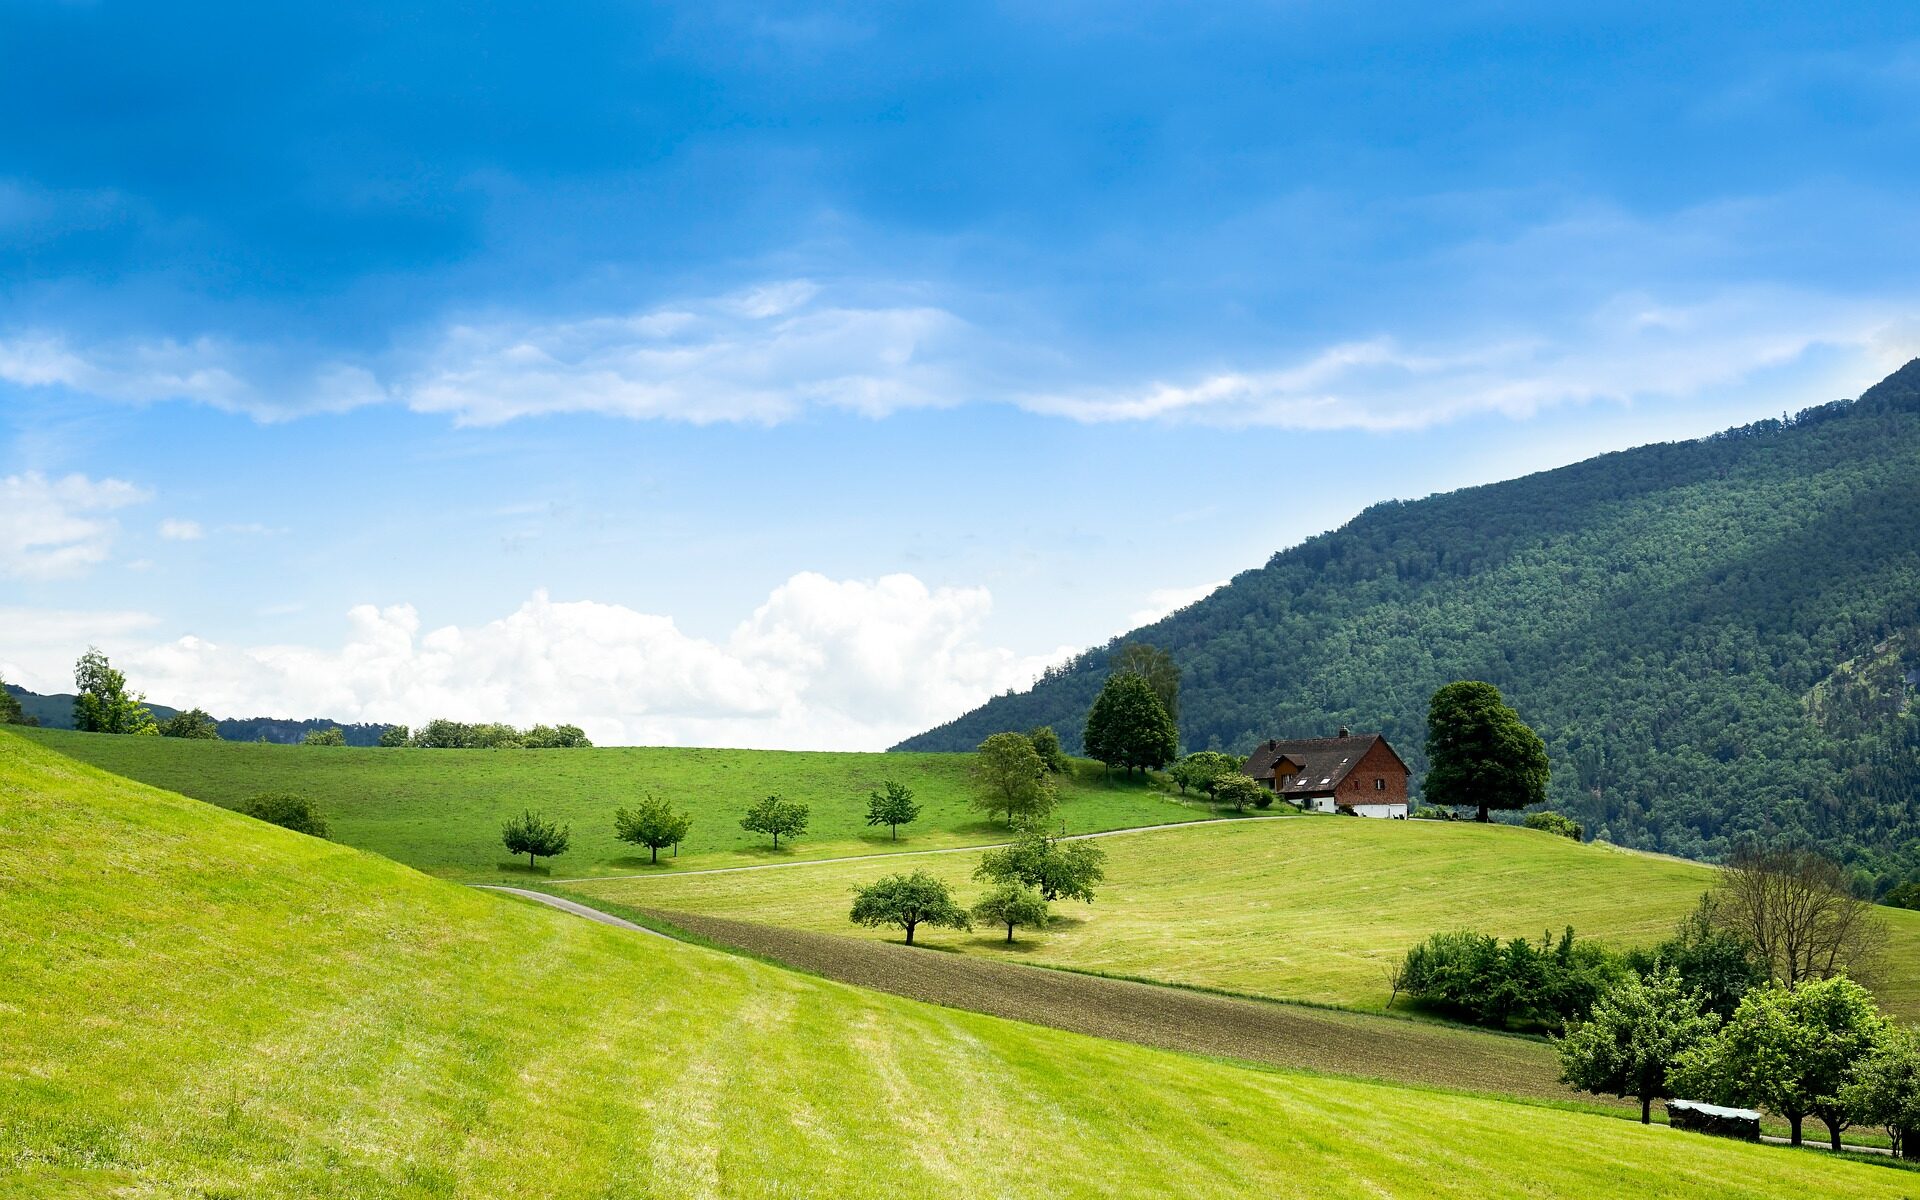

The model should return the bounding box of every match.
[302,726,347,747]
[242,792,328,838]
[1411,805,1453,820]
[1523,810,1583,840]
[1391,926,1626,1032]
[1884,880,1920,911]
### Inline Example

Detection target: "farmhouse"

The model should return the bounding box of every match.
[1244,728,1410,818]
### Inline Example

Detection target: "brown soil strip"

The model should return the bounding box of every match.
[645,907,1599,1106]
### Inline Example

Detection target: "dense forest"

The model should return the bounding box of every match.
[2,685,392,746]
[900,360,1920,891]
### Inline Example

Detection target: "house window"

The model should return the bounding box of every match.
[1374,778,1385,791]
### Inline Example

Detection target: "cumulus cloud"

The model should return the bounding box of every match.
[3,574,1071,750]
[0,472,151,580]
[157,518,204,541]
[0,606,161,691]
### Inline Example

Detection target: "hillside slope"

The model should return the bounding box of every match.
[14,731,1913,1198]
[5,729,1911,1199]
[571,816,1920,1018]
[9,727,1196,879]
[900,360,1920,885]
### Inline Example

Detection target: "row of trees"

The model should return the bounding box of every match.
[379,720,592,749]
[849,825,1108,945]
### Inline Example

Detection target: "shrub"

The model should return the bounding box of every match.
[1523,810,1583,840]
[1391,926,1626,1032]
[242,792,328,838]
[302,726,347,747]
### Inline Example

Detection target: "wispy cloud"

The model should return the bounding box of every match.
[158,518,204,541]
[0,472,150,580]
[4,277,1915,433]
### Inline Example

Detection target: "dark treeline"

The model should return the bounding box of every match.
[899,360,1920,890]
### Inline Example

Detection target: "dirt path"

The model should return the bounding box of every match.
[474,885,675,939]
[548,813,1286,885]
[632,906,1590,1104]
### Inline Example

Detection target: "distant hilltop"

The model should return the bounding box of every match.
[2,684,394,747]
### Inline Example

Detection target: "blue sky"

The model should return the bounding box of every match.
[3,2,1917,747]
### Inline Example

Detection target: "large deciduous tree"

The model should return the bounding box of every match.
[1212,772,1266,813]
[740,794,809,849]
[865,780,922,841]
[848,870,971,946]
[1710,846,1888,989]
[970,732,1056,826]
[1674,975,1885,1149]
[501,809,571,870]
[1557,964,1720,1123]
[1422,680,1548,821]
[614,793,692,862]
[1082,673,1178,775]
[72,648,155,735]
[1169,750,1240,798]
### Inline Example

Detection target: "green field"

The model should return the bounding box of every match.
[568,817,1920,1018]
[12,726,1208,880]
[4,729,1908,1199]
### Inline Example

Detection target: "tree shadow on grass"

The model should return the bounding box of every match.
[496,861,556,876]
[607,856,679,871]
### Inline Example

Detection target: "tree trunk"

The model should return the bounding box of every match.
[1477,803,1489,822]
[1827,1123,1843,1153]
[1789,1115,1802,1146]
[892,824,898,841]
[651,845,658,863]
[1901,1126,1916,1160]
[772,832,779,848]
[905,922,916,946]
[1640,1095,1651,1125]
[1005,923,1014,943]
[528,850,536,868]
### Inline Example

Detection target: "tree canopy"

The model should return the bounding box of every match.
[72,648,154,735]
[501,809,571,869]
[1109,642,1180,724]
[158,708,221,740]
[971,882,1050,944]
[242,792,329,838]
[974,827,1106,904]
[740,794,809,849]
[1083,673,1178,774]
[1424,681,1549,821]
[864,781,921,841]
[614,794,692,863]
[848,870,971,945]
[1674,975,1886,1148]
[970,732,1056,826]
[1558,964,1721,1123]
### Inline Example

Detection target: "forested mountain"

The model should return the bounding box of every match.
[899,360,1920,889]
[2,684,392,746]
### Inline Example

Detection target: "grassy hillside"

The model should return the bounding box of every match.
[569,816,1920,1018]
[11,726,1202,880]
[2,730,1909,1199]
[900,359,1920,888]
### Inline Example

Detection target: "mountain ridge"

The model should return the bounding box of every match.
[897,359,1920,887]
[3,683,393,746]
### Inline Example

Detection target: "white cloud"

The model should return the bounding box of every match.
[158,518,204,541]
[0,606,161,692]
[0,574,1071,750]
[5,274,1915,432]
[1126,580,1227,630]
[1023,291,1920,430]
[0,472,151,580]
[402,282,972,426]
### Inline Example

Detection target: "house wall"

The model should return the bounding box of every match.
[1335,740,1409,808]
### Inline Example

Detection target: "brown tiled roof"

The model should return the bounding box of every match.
[1244,733,1404,796]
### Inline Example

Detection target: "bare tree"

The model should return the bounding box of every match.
[1710,846,1887,988]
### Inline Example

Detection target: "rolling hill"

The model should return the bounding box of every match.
[899,359,1920,888]
[565,814,1920,1019]
[10,726,1200,879]
[3,728,1909,1199]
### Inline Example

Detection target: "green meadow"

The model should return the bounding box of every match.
[13,726,1204,880]
[3,728,1909,1200]
[569,816,1920,1018]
